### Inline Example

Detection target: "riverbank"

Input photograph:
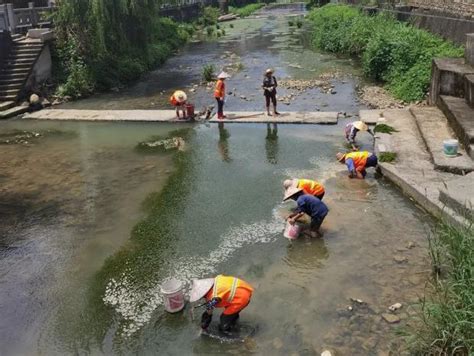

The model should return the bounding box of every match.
[307,4,464,103]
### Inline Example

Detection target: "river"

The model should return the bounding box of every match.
[0,5,433,355]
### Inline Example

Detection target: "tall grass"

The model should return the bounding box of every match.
[307,5,464,102]
[403,221,474,354]
[230,3,265,17]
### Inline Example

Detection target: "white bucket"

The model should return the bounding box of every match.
[161,278,185,313]
[283,222,301,240]
[443,139,459,157]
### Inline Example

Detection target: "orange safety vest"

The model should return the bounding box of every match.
[214,79,225,98]
[345,151,369,170]
[297,179,325,197]
[205,275,253,315]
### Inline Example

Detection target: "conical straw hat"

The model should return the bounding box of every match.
[283,186,303,202]
[217,71,230,79]
[189,278,214,302]
[353,121,368,131]
[173,90,187,103]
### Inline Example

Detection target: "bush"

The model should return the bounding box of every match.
[307,4,464,102]
[229,3,265,17]
[200,6,220,26]
[202,64,215,82]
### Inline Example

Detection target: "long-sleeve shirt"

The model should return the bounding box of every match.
[345,123,358,143]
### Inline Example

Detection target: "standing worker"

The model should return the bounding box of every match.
[262,68,280,116]
[336,151,378,179]
[214,72,230,120]
[283,178,325,200]
[283,186,329,238]
[170,90,188,119]
[345,121,373,150]
[190,275,254,332]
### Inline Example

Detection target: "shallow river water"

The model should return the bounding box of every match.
[0,5,433,356]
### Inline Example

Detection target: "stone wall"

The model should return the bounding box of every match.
[407,0,474,18]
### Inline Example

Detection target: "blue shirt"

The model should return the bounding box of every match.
[346,158,356,173]
[296,194,329,219]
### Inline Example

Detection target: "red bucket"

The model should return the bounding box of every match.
[185,104,195,118]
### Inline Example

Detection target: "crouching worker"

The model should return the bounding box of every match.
[283,178,325,200]
[283,186,329,238]
[190,275,254,332]
[345,121,373,150]
[336,151,378,179]
[170,90,187,119]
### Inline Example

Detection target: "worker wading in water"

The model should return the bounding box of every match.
[345,121,373,150]
[170,90,187,119]
[262,68,280,116]
[214,72,230,119]
[284,186,329,238]
[336,151,378,179]
[283,178,325,200]
[190,275,254,332]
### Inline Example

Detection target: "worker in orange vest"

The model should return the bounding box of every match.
[214,72,230,119]
[170,90,187,119]
[190,275,253,331]
[283,178,325,200]
[336,151,378,179]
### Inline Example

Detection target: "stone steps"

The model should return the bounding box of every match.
[439,173,474,218]
[0,105,29,119]
[0,101,15,111]
[438,95,474,158]
[410,106,474,174]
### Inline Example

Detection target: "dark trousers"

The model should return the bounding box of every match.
[216,98,224,117]
[219,313,239,331]
[315,192,325,201]
[265,92,277,107]
[310,212,328,230]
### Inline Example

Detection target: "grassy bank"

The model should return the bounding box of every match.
[52,1,194,98]
[230,3,265,17]
[307,5,464,102]
[403,222,474,354]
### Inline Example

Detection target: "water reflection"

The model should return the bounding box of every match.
[217,122,232,163]
[265,123,279,164]
[283,237,329,272]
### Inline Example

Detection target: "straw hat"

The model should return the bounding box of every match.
[189,278,214,302]
[29,94,40,104]
[283,186,303,201]
[336,152,346,162]
[283,179,296,190]
[265,68,274,74]
[173,90,187,103]
[217,71,230,79]
[353,121,368,131]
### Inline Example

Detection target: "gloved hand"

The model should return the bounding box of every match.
[201,311,212,329]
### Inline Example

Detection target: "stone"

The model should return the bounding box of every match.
[393,255,408,263]
[272,337,283,349]
[407,241,416,249]
[350,298,364,304]
[321,351,332,356]
[439,172,474,217]
[388,303,402,312]
[381,313,400,324]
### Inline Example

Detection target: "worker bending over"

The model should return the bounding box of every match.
[170,90,188,119]
[345,121,373,150]
[336,151,378,179]
[283,178,325,200]
[214,72,230,120]
[284,186,329,238]
[190,275,253,332]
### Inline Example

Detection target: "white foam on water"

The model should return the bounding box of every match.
[103,208,284,337]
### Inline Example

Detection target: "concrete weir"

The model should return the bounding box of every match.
[23,109,339,124]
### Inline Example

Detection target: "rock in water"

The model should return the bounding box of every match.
[321,351,333,356]
[272,337,283,349]
[388,303,402,311]
[381,313,400,324]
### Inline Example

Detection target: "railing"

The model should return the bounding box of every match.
[0,1,55,34]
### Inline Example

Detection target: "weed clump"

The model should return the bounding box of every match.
[202,64,215,82]
[378,152,397,162]
[374,123,398,134]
